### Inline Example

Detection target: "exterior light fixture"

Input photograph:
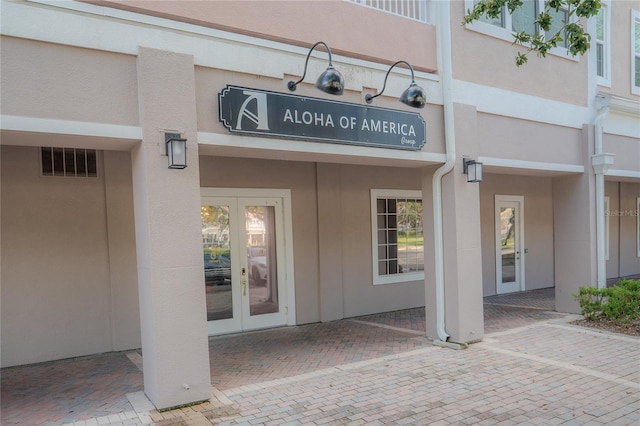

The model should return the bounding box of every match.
[287,41,344,95]
[463,158,483,183]
[165,132,187,169]
[365,60,426,109]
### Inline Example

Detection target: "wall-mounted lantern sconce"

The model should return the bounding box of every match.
[165,132,187,169]
[463,158,483,183]
[287,41,344,95]
[365,60,426,109]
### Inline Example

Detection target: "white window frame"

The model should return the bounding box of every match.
[464,0,579,62]
[595,0,611,86]
[370,189,425,285]
[632,10,640,95]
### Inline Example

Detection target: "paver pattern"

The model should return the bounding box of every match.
[2,288,638,425]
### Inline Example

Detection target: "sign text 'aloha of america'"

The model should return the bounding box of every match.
[218,86,426,151]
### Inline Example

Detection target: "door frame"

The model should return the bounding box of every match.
[201,187,296,333]
[495,195,525,294]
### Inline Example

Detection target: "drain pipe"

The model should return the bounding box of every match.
[592,94,613,289]
[432,0,456,343]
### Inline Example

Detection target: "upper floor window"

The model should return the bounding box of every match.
[371,189,424,285]
[466,0,575,58]
[595,1,611,86]
[633,10,640,95]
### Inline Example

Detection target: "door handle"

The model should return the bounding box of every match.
[241,268,247,295]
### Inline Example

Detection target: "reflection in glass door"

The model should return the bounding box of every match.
[201,194,289,335]
[495,195,525,294]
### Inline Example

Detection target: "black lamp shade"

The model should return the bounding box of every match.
[400,83,426,109]
[315,66,344,95]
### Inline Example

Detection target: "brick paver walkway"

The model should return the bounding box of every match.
[2,288,638,425]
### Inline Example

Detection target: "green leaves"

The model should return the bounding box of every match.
[574,279,640,324]
[464,0,601,66]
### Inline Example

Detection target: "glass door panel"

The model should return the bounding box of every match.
[239,198,287,330]
[245,205,279,316]
[495,195,524,294]
[202,205,233,321]
[500,207,517,284]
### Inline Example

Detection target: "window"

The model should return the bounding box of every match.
[41,147,97,177]
[465,0,575,58]
[632,10,640,95]
[596,1,611,86]
[371,189,424,285]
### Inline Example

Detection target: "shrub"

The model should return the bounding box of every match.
[574,279,640,324]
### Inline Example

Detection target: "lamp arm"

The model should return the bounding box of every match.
[289,41,334,89]
[365,60,416,104]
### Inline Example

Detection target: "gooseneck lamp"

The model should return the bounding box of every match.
[287,41,344,95]
[365,60,426,109]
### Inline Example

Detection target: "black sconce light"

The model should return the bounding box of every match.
[165,132,187,169]
[365,60,426,109]
[463,158,483,183]
[288,41,344,95]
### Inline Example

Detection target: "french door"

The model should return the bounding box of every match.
[495,195,525,294]
[201,189,294,335]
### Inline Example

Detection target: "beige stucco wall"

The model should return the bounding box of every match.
[605,181,640,279]
[480,174,555,296]
[91,0,437,71]
[451,2,588,106]
[477,113,584,165]
[0,145,140,367]
[604,133,640,172]
[1,36,139,126]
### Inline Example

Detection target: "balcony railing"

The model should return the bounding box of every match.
[347,0,428,23]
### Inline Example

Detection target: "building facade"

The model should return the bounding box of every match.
[1,0,638,410]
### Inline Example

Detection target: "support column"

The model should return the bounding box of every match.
[132,47,211,410]
[553,126,597,313]
[424,103,484,344]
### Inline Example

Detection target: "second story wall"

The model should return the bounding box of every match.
[89,0,438,72]
[598,1,640,101]
[451,0,588,107]
[1,36,139,126]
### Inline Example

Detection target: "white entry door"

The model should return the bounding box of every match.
[495,195,525,294]
[201,189,294,335]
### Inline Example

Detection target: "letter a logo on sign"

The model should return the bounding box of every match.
[235,90,270,131]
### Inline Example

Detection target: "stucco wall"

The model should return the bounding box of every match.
[339,165,425,318]
[451,2,588,106]
[1,36,139,126]
[604,133,640,172]
[480,174,556,296]
[477,113,584,166]
[91,0,437,71]
[0,146,140,367]
[606,181,640,279]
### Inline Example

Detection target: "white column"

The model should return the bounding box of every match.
[132,47,211,410]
